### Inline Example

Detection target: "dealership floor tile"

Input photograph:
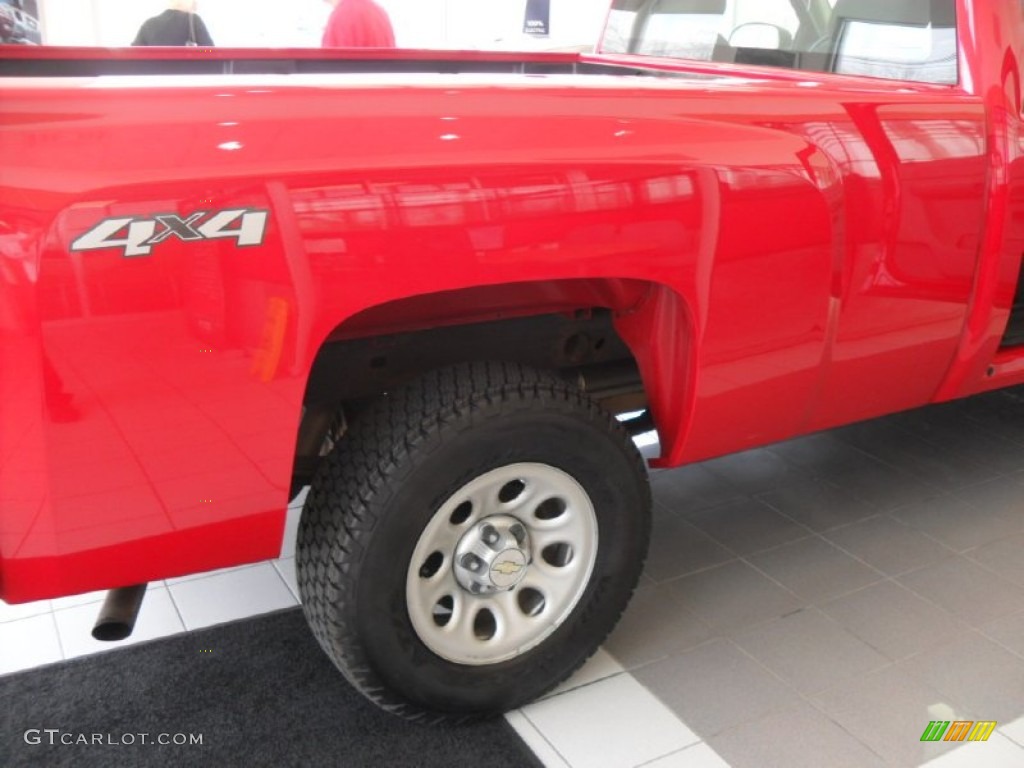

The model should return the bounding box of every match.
[519,673,701,768]
[5,391,1024,767]
[0,613,63,676]
[820,580,969,661]
[811,665,969,766]
[53,587,185,660]
[166,562,298,631]
[707,699,887,768]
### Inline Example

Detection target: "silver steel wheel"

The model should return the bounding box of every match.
[406,462,599,665]
[300,362,652,719]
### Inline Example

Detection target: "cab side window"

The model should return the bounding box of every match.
[599,0,958,86]
[828,0,957,84]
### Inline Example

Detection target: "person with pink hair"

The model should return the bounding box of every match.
[322,0,396,48]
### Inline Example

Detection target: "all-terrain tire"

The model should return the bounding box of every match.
[296,361,651,722]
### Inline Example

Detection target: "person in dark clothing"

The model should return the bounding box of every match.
[132,0,214,47]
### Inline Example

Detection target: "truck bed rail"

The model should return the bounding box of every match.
[0,46,661,78]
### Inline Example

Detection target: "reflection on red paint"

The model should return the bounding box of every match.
[3,2,1024,600]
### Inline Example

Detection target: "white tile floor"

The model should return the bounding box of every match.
[5,402,1024,768]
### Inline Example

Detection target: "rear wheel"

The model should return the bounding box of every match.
[296,362,651,722]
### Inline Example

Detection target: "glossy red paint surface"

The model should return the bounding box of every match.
[3,0,1024,602]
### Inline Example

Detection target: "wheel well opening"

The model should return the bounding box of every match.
[289,307,650,498]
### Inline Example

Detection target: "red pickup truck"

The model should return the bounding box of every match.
[2,0,1023,721]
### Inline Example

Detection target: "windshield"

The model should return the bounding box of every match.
[599,0,958,86]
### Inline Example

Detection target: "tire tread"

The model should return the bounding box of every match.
[296,361,650,723]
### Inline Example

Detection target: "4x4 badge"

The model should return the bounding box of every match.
[70,208,269,258]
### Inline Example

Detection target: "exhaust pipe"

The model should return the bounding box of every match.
[91,583,148,641]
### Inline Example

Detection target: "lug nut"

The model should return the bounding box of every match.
[482,525,499,545]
